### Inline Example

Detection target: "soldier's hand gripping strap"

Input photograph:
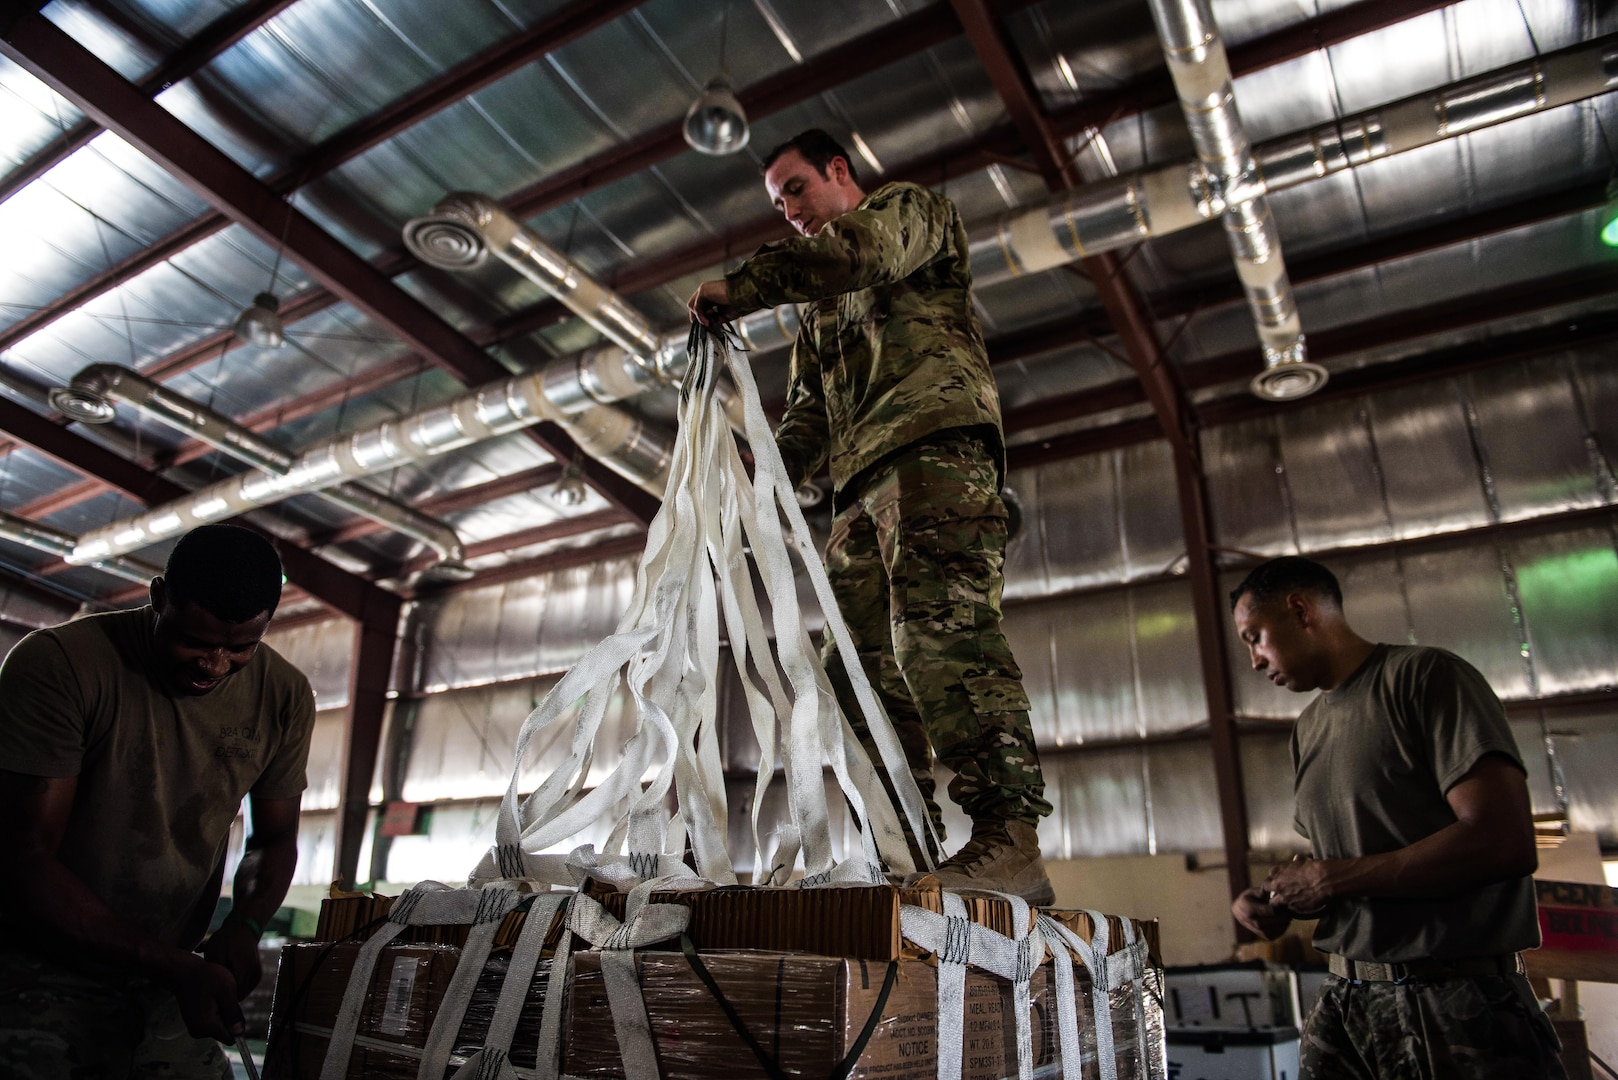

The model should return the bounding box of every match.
[900,890,1044,1080]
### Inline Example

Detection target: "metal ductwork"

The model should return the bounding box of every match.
[405,191,764,433]
[61,368,673,566]
[966,33,1618,396]
[0,508,156,585]
[53,364,476,582]
[405,192,666,366]
[1146,0,1316,400]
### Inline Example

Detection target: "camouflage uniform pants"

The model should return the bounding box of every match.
[821,428,1051,839]
[1300,972,1566,1079]
[0,948,233,1080]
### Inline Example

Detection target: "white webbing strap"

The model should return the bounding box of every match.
[449,892,570,1080]
[416,887,524,1080]
[899,891,1043,1080]
[1116,917,1150,1070]
[1036,910,1128,1080]
[320,882,463,1080]
[565,892,692,1080]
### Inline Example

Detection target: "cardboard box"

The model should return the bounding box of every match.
[263,942,555,1079]
[1528,880,1618,983]
[563,949,1165,1080]
[587,879,906,960]
[1165,1028,1300,1080]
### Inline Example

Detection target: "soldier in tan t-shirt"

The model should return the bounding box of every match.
[0,524,316,1079]
[1228,556,1563,1080]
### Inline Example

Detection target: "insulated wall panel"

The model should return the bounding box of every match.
[1046,746,1149,859]
[1130,581,1206,735]
[266,618,355,711]
[301,707,349,813]
[1401,544,1532,699]
[412,557,636,691]
[1277,400,1392,551]
[1145,740,1224,855]
[1118,440,1185,579]
[1547,705,1618,849]
[1201,419,1294,557]
[1465,359,1609,521]
[1240,729,1307,855]
[1008,592,1139,746]
[401,674,638,803]
[1365,383,1492,539]
[1509,529,1618,697]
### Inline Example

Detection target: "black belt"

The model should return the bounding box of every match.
[1327,952,1523,982]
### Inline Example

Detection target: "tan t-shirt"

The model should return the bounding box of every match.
[1291,643,1540,962]
[0,607,316,951]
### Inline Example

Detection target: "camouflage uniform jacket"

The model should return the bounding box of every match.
[725,181,1004,493]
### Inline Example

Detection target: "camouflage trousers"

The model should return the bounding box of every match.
[0,948,232,1080]
[1300,972,1566,1079]
[821,427,1051,842]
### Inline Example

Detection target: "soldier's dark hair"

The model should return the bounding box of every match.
[763,129,860,187]
[1229,556,1342,613]
[163,524,284,623]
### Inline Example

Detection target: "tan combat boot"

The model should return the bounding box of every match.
[929,819,1054,907]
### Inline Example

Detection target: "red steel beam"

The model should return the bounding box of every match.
[0,13,658,526]
[311,463,568,549]
[411,531,648,598]
[336,612,399,888]
[404,507,632,580]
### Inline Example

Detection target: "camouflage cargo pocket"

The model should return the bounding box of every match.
[963,675,1031,717]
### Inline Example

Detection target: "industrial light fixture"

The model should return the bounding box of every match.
[235,202,293,348]
[551,460,588,507]
[1600,178,1618,247]
[683,1,749,156]
[233,291,286,349]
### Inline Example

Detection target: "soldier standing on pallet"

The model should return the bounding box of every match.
[690,129,1053,905]
[0,525,316,1078]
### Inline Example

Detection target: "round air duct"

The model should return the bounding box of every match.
[48,385,117,424]
[1250,360,1329,402]
[402,199,490,270]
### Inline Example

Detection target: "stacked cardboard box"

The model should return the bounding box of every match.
[265,885,1166,1079]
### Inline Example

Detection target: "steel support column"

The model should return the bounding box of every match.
[953,0,1253,909]
[337,609,400,889]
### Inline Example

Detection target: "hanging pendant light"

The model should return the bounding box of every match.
[233,291,286,349]
[683,0,749,156]
[550,460,588,507]
[685,78,749,155]
[235,202,292,349]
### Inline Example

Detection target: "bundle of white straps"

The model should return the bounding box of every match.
[314,328,1150,1079]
